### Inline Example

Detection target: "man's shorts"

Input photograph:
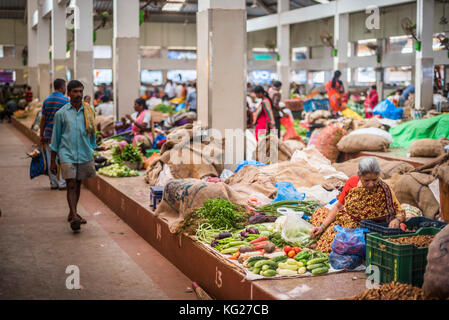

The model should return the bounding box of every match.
[61,160,96,180]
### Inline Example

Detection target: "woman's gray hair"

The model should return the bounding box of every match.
[358,157,380,176]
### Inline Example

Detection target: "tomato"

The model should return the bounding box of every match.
[288,250,296,258]
[293,247,301,254]
[283,246,292,254]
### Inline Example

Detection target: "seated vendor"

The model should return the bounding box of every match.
[309,157,405,253]
[115,98,153,151]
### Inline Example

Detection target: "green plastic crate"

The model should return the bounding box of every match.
[365,227,440,287]
[145,149,160,157]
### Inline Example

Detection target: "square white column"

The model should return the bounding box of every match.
[74,0,94,98]
[333,13,349,90]
[51,0,67,82]
[415,0,434,110]
[37,2,51,101]
[27,0,39,95]
[277,0,290,101]
[113,0,140,118]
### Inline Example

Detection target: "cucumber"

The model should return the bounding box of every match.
[297,267,307,274]
[254,260,278,269]
[312,267,329,275]
[262,264,274,271]
[278,262,299,271]
[247,256,268,264]
[307,263,326,271]
[262,269,276,277]
[248,261,257,268]
[277,268,298,276]
[271,256,288,263]
[253,267,261,274]
[307,257,329,266]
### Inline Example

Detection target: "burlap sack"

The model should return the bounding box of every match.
[283,139,306,153]
[360,118,384,129]
[332,157,414,180]
[305,110,332,123]
[423,225,449,299]
[409,138,448,157]
[392,172,440,219]
[154,179,247,233]
[311,125,347,163]
[253,135,293,163]
[337,134,390,153]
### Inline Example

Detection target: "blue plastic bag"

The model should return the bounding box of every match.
[330,225,369,257]
[234,160,267,173]
[153,134,167,149]
[30,147,48,179]
[373,99,403,120]
[304,99,330,112]
[272,182,306,203]
[329,251,362,270]
[175,103,185,112]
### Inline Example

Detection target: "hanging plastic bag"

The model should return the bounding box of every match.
[234,160,267,173]
[330,225,369,257]
[273,182,305,202]
[29,146,48,180]
[281,211,314,246]
[219,169,234,181]
[329,251,363,270]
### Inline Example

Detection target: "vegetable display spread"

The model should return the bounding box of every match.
[386,235,435,248]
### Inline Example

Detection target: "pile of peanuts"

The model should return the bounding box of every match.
[347,282,436,300]
[386,235,435,248]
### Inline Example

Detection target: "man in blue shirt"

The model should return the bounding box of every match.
[50,80,97,232]
[399,84,415,107]
[40,78,69,190]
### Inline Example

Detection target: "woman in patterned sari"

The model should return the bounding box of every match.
[325,70,346,114]
[309,157,406,253]
[253,85,275,142]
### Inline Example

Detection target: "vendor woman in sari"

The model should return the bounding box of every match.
[325,70,345,114]
[253,85,275,142]
[310,157,405,253]
[115,98,153,151]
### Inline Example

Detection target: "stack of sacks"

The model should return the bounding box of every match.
[337,127,392,153]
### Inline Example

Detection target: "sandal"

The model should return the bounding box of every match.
[70,218,81,232]
[68,214,87,224]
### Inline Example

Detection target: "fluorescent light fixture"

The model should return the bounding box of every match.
[162,3,183,11]
[315,0,330,4]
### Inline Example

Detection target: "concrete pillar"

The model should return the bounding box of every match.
[197,0,246,134]
[415,0,434,110]
[376,38,384,100]
[51,0,67,82]
[113,0,140,118]
[15,69,26,85]
[74,0,94,98]
[37,2,51,101]
[27,0,38,95]
[333,12,349,90]
[277,0,290,101]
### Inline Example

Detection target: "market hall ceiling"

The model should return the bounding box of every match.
[0,0,334,23]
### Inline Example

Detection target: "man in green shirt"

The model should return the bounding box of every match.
[50,80,97,232]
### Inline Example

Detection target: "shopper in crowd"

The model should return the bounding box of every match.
[365,85,379,119]
[93,91,102,108]
[83,95,91,106]
[185,82,197,113]
[40,78,69,190]
[141,88,152,101]
[399,84,415,107]
[96,95,114,116]
[181,83,188,100]
[0,99,17,123]
[115,98,153,151]
[163,79,176,101]
[50,80,97,231]
[25,85,33,105]
[1,82,11,103]
[268,81,283,139]
[433,86,445,107]
[325,70,346,114]
[309,157,405,253]
[175,82,183,98]
[253,85,275,142]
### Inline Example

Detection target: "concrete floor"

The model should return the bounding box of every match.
[0,123,196,300]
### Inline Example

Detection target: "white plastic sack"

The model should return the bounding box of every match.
[348,127,393,144]
[429,179,440,205]
[290,146,349,182]
[156,163,174,187]
[220,169,234,180]
[295,185,340,206]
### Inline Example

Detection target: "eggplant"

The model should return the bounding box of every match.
[248,214,267,225]
[210,240,218,247]
[241,231,249,238]
[248,228,259,234]
[217,232,232,239]
[266,216,278,222]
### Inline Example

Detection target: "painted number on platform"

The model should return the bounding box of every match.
[156,223,162,241]
[215,267,223,288]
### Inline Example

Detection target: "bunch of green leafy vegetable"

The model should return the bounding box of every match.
[293,119,308,139]
[196,198,248,229]
[112,145,143,164]
[153,104,175,114]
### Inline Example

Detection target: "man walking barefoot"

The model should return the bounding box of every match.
[49,80,97,232]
